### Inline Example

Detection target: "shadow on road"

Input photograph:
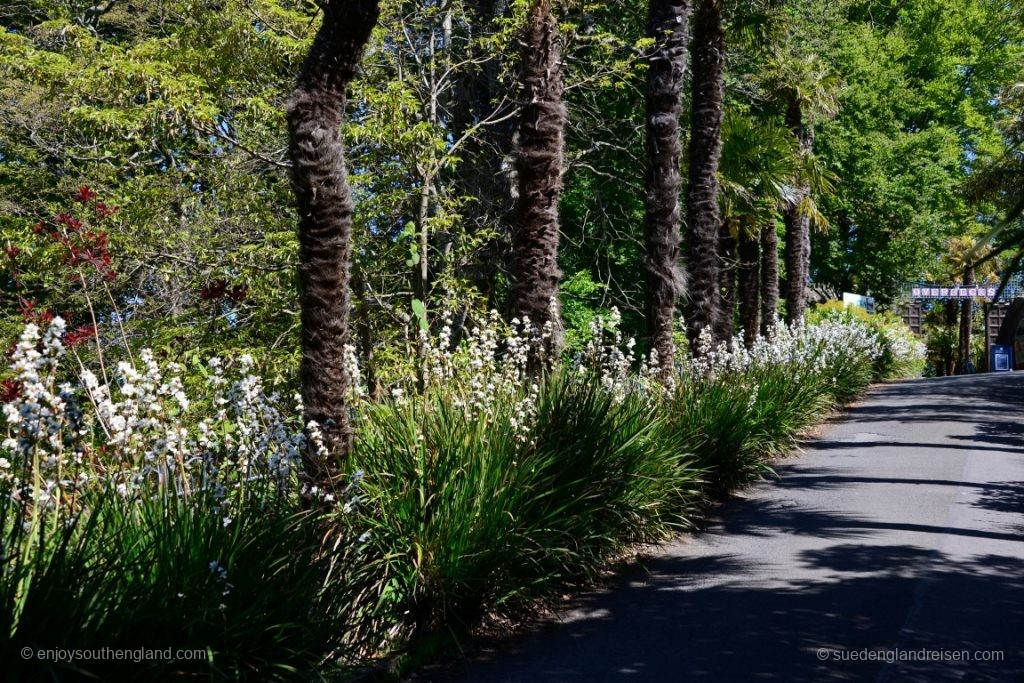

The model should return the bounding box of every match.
[414,374,1024,683]
[418,546,1024,682]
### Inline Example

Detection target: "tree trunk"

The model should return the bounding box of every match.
[737,223,760,348]
[943,298,958,376]
[286,0,379,488]
[759,222,779,336]
[453,0,516,307]
[957,265,975,374]
[979,301,990,372]
[783,95,814,325]
[642,0,692,373]
[508,0,566,356]
[684,0,725,349]
[716,219,736,341]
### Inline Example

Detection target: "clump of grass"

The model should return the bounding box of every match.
[350,370,701,655]
[0,319,365,681]
[662,374,772,496]
[0,485,360,682]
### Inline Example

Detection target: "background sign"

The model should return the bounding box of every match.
[842,292,875,313]
[990,345,1014,372]
[910,285,997,299]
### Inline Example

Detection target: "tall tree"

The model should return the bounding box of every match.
[737,227,760,346]
[508,0,567,353]
[642,0,692,370]
[810,0,1023,305]
[782,97,813,324]
[949,235,999,373]
[760,224,780,336]
[452,0,517,309]
[957,263,975,373]
[718,113,801,346]
[287,0,380,486]
[684,0,726,347]
[774,54,838,325]
[716,224,737,340]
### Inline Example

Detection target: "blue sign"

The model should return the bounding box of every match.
[990,345,1014,372]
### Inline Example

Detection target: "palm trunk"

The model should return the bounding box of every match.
[642,0,692,372]
[508,0,566,356]
[783,96,813,325]
[684,0,725,349]
[287,0,379,488]
[737,223,760,348]
[716,219,736,341]
[957,265,975,374]
[759,222,779,336]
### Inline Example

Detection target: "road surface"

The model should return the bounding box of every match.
[413,373,1024,682]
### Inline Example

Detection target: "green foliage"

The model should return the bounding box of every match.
[349,371,700,653]
[342,316,892,664]
[808,300,927,379]
[809,0,1024,302]
[0,0,309,375]
[0,486,359,681]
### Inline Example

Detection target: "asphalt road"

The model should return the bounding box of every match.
[413,373,1024,682]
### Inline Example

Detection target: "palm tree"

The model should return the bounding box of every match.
[716,220,737,340]
[684,0,726,348]
[946,235,1000,373]
[287,0,380,488]
[736,225,760,345]
[718,111,800,346]
[958,262,975,373]
[643,0,692,371]
[508,0,566,358]
[760,222,779,336]
[767,53,839,324]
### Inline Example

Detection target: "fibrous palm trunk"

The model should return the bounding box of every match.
[760,222,779,337]
[508,0,566,357]
[716,220,736,341]
[684,0,725,349]
[737,223,760,348]
[287,0,379,488]
[642,0,692,373]
[783,96,814,325]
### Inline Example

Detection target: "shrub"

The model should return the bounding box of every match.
[807,301,926,380]
[349,318,702,654]
[1,488,357,681]
[659,321,881,496]
[0,319,364,681]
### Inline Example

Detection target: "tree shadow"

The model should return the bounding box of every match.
[972,481,1024,515]
[950,421,1024,452]
[710,497,1023,543]
[411,374,1024,682]
[835,374,1024,428]
[415,545,1024,682]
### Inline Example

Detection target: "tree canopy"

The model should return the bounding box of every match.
[2,0,1022,372]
